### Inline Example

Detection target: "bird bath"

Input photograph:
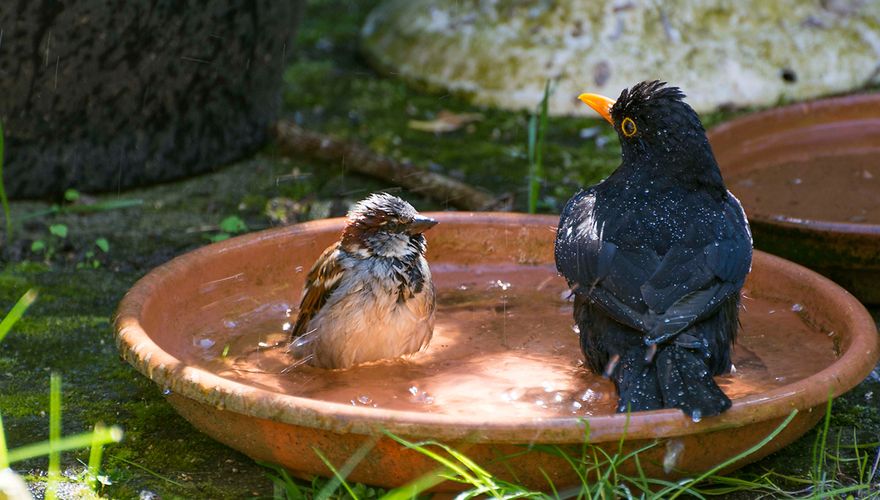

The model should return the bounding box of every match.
[710,93,880,303]
[115,213,879,490]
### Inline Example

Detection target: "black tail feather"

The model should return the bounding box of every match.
[655,344,731,419]
[612,348,663,412]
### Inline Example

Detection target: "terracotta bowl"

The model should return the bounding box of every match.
[709,94,880,303]
[115,213,879,490]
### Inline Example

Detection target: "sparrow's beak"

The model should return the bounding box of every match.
[406,215,438,235]
[578,93,615,125]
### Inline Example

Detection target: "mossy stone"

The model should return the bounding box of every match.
[362,0,880,114]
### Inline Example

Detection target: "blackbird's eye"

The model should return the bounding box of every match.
[621,117,637,137]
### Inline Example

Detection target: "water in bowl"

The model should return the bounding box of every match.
[180,263,838,418]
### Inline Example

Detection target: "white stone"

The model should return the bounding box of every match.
[362,0,880,113]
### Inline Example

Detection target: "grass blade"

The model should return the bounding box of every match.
[0,413,7,469]
[527,81,551,214]
[110,453,183,487]
[8,426,122,465]
[87,422,107,489]
[312,434,378,500]
[811,394,833,492]
[312,447,360,500]
[257,460,306,500]
[527,114,538,214]
[46,373,62,500]
[662,409,799,499]
[0,289,38,345]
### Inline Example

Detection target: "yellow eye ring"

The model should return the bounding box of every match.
[621,117,637,137]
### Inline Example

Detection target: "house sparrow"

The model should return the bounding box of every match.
[290,193,438,369]
[555,81,752,420]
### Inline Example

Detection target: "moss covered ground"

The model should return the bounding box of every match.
[1,0,878,498]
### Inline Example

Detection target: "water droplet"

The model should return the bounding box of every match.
[691,410,702,423]
[791,303,804,312]
[162,388,172,396]
[281,322,292,332]
[457,284,469,291]
[663,439,685,473]
[357,395,372,405]
[196,338,215,349]
[409,387,434,404]
[502,388,524,401]
[223,319,237,328]
[580,389,596,402]
[487,280,512,291]
[295,266,304,273]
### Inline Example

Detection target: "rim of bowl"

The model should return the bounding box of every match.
[709,93,880,237]
[115,213,880,444]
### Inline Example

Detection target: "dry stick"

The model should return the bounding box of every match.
[272,121,510,211]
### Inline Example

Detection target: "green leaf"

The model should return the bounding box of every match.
[95,237,110,253]
[209,233,231,243]
[49,224,68,238]
[219,215,248,234]
[63,188,80,202]
[31,240,46,252]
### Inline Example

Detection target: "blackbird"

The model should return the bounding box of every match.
[555,81,752,420]
[290,193,437,369]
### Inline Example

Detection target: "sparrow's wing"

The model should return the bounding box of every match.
[291,243,345,339]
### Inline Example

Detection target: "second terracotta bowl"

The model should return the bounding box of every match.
[709,93,880,303]
[115,213,879,490]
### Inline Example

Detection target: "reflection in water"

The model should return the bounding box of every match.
[178,264,837,418]
[729,153,879,224]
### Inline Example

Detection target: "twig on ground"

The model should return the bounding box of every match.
[272,121,511,211]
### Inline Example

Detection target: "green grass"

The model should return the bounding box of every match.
[1,289,123,496]
[263,403,877,499]
[527,81,551,214]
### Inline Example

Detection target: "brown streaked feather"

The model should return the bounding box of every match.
[291,243,345,339]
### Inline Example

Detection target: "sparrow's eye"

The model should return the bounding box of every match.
[621,117,637,137]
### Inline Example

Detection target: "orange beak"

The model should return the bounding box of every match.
[578,93,615,125]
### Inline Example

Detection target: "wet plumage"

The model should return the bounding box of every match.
[555,81,752,419]
[290,193,437,369]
